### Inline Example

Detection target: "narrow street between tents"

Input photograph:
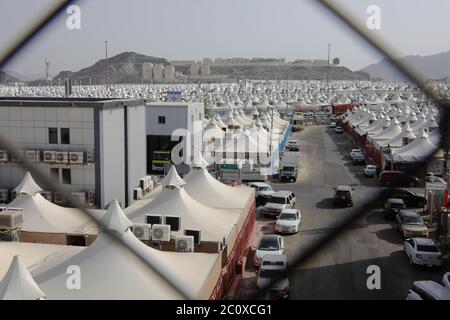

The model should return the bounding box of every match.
[237,125,444,299]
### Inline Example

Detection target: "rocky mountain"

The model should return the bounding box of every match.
[0,71,19,83]
[361,51,450,81]
[209,65,370,81]
[52,51,370,83]
[53,52,169,84]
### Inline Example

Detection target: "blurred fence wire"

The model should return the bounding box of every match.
[0,0,448,300]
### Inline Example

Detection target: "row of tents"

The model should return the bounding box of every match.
[0,160,256,299]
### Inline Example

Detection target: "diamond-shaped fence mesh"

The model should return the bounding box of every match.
[0,0,448,300]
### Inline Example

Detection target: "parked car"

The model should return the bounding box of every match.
[248,182,276,205]
[383,198,406,220]
[287,140,300,151]
[335,126,344,134]
[406,281,450,300]
[280,165,298,182]
[396,210,429,238]
[262,191,296,217]
[379,170,419,187]
[256,255,289,299]
[364,165,377,177]
[443,272,450,290]
[275,209,301,234]
[329,121,337,128]
[333,185,354,207]
[352,153,366,165]
[404,238,442,267]
[379,188,426,208]
[349,149,363,159]
[253,234,285,267]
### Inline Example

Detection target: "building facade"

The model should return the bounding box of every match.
[145,102,204,174]
[0,97,147,209]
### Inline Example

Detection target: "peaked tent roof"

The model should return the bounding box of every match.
[29,206,219,300]
[161,165,186,189]
[100,199,133,234]
[8,193,101,234]
[392,130,440,162]
[13,172,42,196]
[0,255,46,300]
[183,167,253,210]
[127,186,240,242]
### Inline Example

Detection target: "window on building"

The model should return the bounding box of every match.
[48,127,58,144]
[50,168,59,183]
[158,116,166,124]
[61,128,70,144]
[199,113,202,120]
[62,168,72,184]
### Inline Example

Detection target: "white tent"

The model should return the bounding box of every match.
[0,255,46,300]
[183,163,253,210]
[14,172,42,196]
[392,130,440,162]
[369,118,402,145]
[31,201,220,299]
[128,166,240,242]
[381,122,416,148]
[8,193,100,234]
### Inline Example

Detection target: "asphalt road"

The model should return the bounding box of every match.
[238,125,448,300]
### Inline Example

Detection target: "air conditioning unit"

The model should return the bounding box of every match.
[55,152,69,164]
[133,187,143,200]
[71,192,86,204]
[0,207,24,228]
[10,151,23,162]
[69,152,84,164]
[139,176,152,193]
[0,189,9,202]
[0,150,9,162]
[85,150,95,163]
[175,235,194,252]
[132,223,152,241]
[40,191,53,202]
[54,192,65,204]
[25,150,40,162]
[43,150,56,163]
[184,229,201,245]
[151,224,171,242]
[164,215,181,232]
[145,214,162,225]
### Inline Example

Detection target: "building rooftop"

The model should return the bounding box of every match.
[0,97,146,109]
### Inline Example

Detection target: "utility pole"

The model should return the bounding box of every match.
[105,40,108,89]
[327,43,331,92]
[45,58,50,82]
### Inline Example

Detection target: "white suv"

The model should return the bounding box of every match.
[256,255,289,299]
[407,281,450,300]
[349,149,363,159]
[275,209,301,234]
[262,191,296,217]
[247,182,275,203]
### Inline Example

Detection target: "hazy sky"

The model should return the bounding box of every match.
[1,0,450,78]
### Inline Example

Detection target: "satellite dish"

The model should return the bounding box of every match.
[332,58,340,65]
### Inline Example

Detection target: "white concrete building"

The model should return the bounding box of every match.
[163,65,175,80]
[142,62,153,81]
[146,102,204,173]
[152,64,164,80]
[0,97,147,209]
